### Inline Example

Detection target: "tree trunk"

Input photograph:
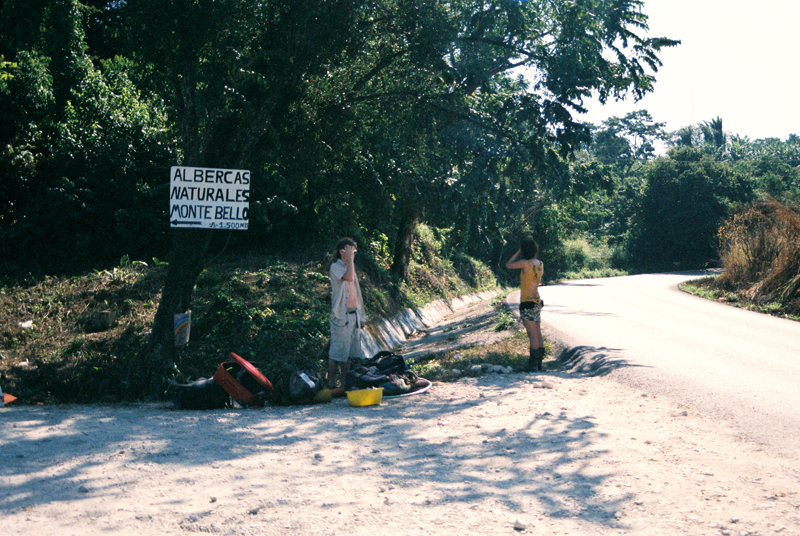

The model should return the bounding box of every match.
[390,206,420,281]
[134,228,212,397]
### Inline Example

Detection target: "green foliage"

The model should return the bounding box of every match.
[735,155,800,204]
[0,31,176,280]
[493,309,515,331]
[667,117,729,160]
[625,147,754,270]
[0,264,161,402]
[0,244,505,403]
[559,237,628,280]
[2,0,679,285]
[729,134,800,168]
[401,223,498,308]
[590,110,667,176]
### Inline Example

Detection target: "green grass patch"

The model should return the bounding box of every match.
[681,277,800,321]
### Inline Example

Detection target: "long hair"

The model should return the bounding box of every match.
[520,238,539,260]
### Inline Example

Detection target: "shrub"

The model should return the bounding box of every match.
[718,199,800,314]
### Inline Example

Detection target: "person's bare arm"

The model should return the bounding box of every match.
[341,245,356,281]
[505,249,529,270]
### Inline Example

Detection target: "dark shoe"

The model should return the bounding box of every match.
[524,348,536,372]
[536,347,545,371]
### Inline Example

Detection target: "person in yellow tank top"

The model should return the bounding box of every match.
[505,237,544,371]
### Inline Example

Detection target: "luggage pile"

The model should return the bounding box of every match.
[345,351,418,396]
[168,350,427,410]
[170,352,272,410]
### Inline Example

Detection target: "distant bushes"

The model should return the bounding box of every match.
[560,237,627,280]
[625,148,753,271]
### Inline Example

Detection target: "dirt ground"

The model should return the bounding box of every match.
[2,297,800,536]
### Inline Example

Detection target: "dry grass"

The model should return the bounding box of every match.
[411,329,552,381]
[697,198,800,318]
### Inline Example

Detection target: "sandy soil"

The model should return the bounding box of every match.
[3,299,800,536]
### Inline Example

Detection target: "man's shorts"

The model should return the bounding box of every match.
[329,311,362,363]
[519,301,542,322]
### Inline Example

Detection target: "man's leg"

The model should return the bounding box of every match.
[328,358,339,389]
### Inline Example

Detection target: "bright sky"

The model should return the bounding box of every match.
[580,0,800,141]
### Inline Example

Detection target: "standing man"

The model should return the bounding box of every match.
[328,237,366,389]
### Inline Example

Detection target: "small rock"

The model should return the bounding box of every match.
[19,320,34,330]
[248,507,260,515]
[78,486,89,494]
[470,365,482,373]
[210,497,217,503]
[451,369,462,377]
[314,453,323,461]
[513,520,527,531]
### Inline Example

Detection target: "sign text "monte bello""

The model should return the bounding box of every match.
[169,166,250,230]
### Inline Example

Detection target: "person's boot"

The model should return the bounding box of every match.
[525,348,537,372]
[536,347,545,371]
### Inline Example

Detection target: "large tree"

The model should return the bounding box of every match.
[113,0,677,391]
[627,147,753,270]
[591,110,667,176]
[303,0,680,278]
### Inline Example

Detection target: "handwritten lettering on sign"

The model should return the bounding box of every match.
[169,166,250,230]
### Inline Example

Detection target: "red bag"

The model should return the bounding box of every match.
[213,352,273,407]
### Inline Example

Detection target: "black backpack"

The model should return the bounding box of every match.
[168,377,230,410]
[270,370,323,405]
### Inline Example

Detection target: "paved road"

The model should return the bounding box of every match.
[511,272,800,455]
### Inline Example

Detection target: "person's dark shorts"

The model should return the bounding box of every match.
[519,301,542,322]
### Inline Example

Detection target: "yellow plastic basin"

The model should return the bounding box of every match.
[346,388,383,407]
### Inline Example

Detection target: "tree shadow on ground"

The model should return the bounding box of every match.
[0,374,632,531]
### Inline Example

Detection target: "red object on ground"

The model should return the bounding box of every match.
[213,352,272,407]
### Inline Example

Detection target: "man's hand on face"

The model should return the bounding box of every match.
[341,245,357,264]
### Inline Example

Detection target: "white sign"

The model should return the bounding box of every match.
[169,166,250,230]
